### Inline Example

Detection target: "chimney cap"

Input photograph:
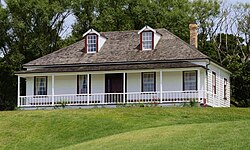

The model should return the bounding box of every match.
[189,23,198,29]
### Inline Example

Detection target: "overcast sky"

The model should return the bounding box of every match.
[228,0,250,3]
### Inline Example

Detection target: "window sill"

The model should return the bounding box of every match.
[142,49,153,51]
[87,52,97,54]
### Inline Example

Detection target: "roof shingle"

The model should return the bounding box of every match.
[24,28,208,67]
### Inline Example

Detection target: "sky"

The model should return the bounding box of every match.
[228,0,250,3]
[61,0,250,38]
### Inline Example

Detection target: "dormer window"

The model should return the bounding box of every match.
[83,29,106,54]
[142,31,153,50]
[87,34,97,53]
[138,25,161,51]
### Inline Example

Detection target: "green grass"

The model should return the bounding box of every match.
[0,107,250,150]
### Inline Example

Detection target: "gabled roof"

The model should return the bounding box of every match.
[138,25,156,34]
[82,29,100,37]
[24,28,208,67]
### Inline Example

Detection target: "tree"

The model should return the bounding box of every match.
[202,3,250,107]
[0,0,72,110]
[234,3,250,63]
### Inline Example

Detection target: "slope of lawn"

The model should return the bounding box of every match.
[0,107,250,150]
[61,120,250,150]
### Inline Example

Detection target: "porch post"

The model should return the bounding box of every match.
[197,69,201,101]
[17,76,20,107]
[123,72,126,104]
[160,70,163,103]
[52,75,55,106]
[87,74,90,105]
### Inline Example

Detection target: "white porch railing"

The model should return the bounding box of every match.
[19,91,207,107]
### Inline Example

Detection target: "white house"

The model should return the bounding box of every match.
[16,24,231,108]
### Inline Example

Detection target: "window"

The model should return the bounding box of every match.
[77,75,91,94]
[224,78,227,99]
[212,72,216,94]
[142,31,153,50]
[183,71,197,91]
[142,72,156,92]
[34,77,47,95]
[87,34,97,53]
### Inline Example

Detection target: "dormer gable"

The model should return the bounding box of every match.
[138,25,161,50]
[82,29,107,53]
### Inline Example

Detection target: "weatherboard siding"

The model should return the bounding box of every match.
[54,76,76,95]
[91,74,105,93]
[127,73,141,92]
[162,72,182,91]
[208,63,230,107]
[26,77,33,96]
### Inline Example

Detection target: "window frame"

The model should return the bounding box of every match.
[224,78,227,100]
[183,71,197,91]
[77,75,91,94]
[85,34,98,53]
[140,31,154,50]
[212,72,216,94]
[141,72,156,92]
[34,76,47,96]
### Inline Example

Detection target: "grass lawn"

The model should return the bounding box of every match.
[0,107,250,150]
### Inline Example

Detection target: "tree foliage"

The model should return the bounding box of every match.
[0,0,72,110]
[71,0,217,42]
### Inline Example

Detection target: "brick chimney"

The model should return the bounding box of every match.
[189,23,198,48]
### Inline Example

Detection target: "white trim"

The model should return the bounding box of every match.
[138,25,156,34]
[82,29,100,37]
[197,69,200,100]
[87,74,90,105]
[123,72,126,103]
[218,69,221,100]
[160,70,163,103]
[17,76,20,107]
[87,51,97,54]
[52,75,55,105]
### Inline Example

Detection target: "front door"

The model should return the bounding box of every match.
[105,74,123,103]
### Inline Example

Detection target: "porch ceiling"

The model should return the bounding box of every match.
[16,61,205,74]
